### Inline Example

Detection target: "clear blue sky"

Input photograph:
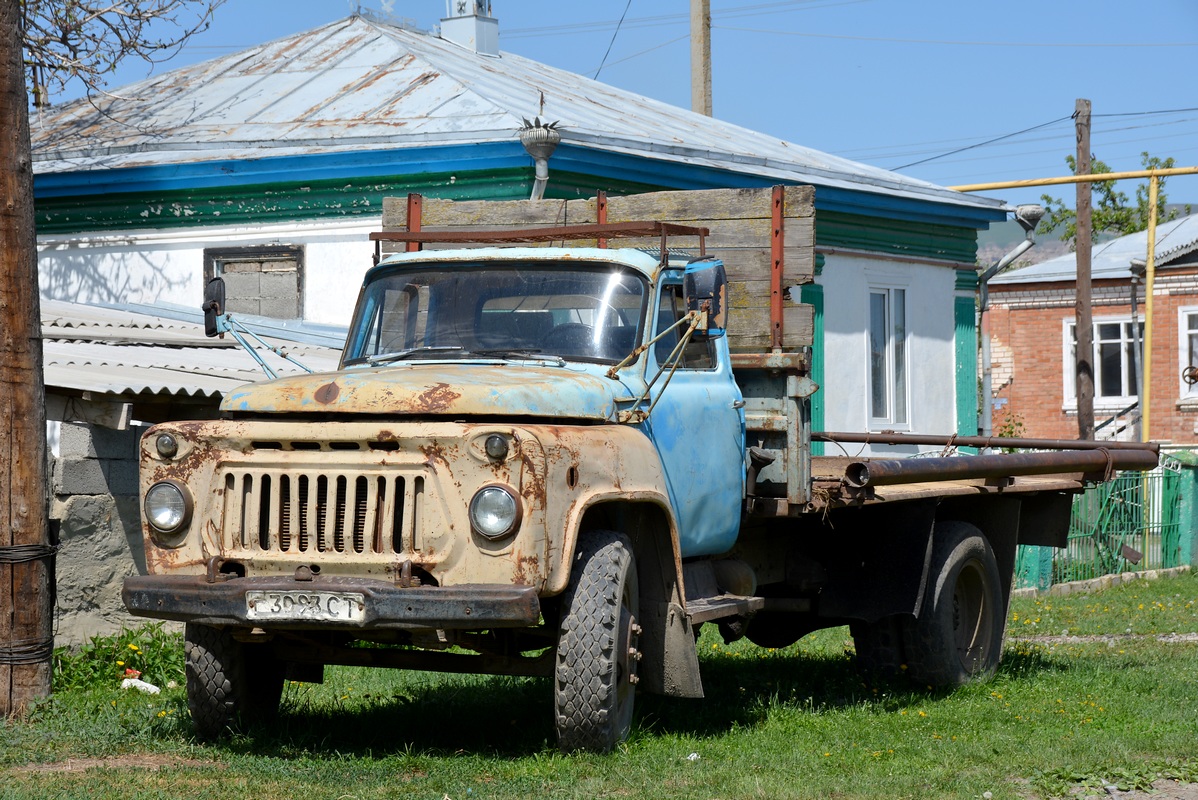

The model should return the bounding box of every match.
[69,0,1198,211]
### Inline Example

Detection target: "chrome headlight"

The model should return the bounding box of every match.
[144,480,192,536]
[469,486,520,540]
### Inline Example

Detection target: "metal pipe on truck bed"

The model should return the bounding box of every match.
[817,431,1160,454]
[843,448,1160,489]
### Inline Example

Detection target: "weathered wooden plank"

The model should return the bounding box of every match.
[383,196,586,229]
[728,279,809,309]
[580,185,814,222]
[593,217,809,250]
[727,304,814,350]
[690,247,814,286]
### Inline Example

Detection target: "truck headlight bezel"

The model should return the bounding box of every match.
[144,479,193,539]
[469,485,521,540]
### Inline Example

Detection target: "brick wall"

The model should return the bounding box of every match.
[988,271,1198,445]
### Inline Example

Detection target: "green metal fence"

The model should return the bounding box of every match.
[1015,456,1184,590]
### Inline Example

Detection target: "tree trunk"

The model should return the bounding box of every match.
[0,1,53,716]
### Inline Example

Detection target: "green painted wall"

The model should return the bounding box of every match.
[954,295,979,439]
[801,280,825,455]
[816,210,979,265]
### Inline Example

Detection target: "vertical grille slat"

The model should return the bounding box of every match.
[222,467,420,556]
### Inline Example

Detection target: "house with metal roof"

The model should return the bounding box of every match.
[987,213,1198,445]
[31,5,1012,444]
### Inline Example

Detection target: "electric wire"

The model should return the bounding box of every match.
[593,0,635,80]
[894,117,1072,170]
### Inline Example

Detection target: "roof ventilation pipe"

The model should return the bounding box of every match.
[519,118,561,201]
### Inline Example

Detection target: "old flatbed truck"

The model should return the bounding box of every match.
[123,186,1158,753]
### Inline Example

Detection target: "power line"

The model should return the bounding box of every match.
[594,0,635,80]
[504,0,868,39]
[712,25,1198,48]
[894,117,1072,170]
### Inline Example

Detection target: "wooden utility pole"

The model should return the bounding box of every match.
[690,0,712,116]
[0,1,54,715]
[1074,98,1095,440]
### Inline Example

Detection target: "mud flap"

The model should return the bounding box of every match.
[636,601,704,698]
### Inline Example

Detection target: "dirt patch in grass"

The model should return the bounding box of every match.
[1081,779,1198,800]
[13,755,222,773]
[1009,633,1198,645]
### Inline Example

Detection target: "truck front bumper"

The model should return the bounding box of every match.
[122,574,542,631]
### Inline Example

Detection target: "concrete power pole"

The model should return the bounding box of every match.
[690,0,712,116]
[1074,98,1095,440]
[0,2,54,715]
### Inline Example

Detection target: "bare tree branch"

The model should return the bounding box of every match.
[20,0,225,106]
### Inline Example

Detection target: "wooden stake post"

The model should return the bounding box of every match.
[0,2,54,716]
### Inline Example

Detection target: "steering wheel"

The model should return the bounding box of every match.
[1183,365,1198,386]
[542,323,596,355]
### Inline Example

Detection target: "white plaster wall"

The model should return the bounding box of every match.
[37,218,380,326]
[818,253,959,455]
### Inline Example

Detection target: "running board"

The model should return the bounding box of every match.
[686,594,765,624]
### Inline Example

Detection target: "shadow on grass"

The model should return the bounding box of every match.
[221,641,1074,759]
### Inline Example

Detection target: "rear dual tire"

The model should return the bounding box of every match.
[853,521,1005,687]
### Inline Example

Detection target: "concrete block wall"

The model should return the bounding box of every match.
[50,421,148,645]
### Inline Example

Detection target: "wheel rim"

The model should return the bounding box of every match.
[952,558,995,672]
[615,578,640,736]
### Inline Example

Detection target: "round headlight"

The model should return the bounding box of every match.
[469,486,520,540]
[144,480,192,534]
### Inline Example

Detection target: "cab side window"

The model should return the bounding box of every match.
[654,283,715,369]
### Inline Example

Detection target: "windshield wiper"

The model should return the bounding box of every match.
[466,348,566,365]
[359,346,463,365]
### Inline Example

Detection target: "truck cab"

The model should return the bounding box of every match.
[126,241,745,752]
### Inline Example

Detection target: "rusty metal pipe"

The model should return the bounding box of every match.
[844,448,1159,490]
[816,431,1159,454]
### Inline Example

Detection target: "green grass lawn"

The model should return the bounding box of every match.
[2,569,1196,800]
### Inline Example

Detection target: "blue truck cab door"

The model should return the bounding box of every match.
[641,270,746,558]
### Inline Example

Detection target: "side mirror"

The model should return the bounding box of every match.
[684,256,727,339]
[202,277,226,338]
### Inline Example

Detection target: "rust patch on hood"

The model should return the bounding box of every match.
[417,382,461,412]
[314,381,341,404]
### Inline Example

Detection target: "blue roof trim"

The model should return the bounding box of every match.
[33,141,533,198]
[34,139,1005,229]
[550,145,1007,230]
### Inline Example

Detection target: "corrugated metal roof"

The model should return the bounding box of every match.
[993,213,1198,285]
[30,15,1003,215]
[42,300,344,400]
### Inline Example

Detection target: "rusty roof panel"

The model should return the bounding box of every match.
[29,15,1004,213]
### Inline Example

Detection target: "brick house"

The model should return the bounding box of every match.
[987,213,1198,445]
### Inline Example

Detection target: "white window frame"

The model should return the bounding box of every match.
[867,284,909,429]
[1061,314,1143,410]
[1178,306,1198,400]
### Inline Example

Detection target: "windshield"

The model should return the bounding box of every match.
[343,263,647,366]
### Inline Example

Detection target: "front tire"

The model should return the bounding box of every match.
[184,623,284,739]
[554,530,640,753]
[901,521,1005,687]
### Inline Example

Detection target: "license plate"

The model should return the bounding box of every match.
[246,590,366,622]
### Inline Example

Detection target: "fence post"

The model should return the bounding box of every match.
[1169,451,1198,567]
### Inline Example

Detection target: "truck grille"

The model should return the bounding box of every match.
[220,469,424,555]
